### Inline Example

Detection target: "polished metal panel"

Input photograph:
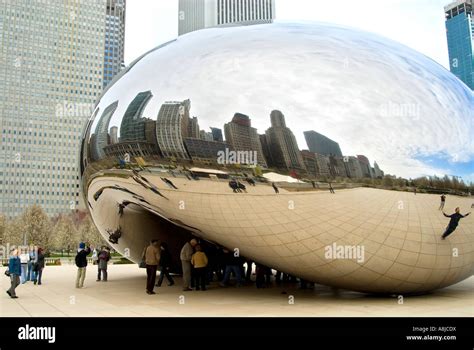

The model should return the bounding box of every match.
[81,22,474,293]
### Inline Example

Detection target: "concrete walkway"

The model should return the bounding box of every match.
[1,265,472,317]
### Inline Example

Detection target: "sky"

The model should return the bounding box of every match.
[125,0,451,68]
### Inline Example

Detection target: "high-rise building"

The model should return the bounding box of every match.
[120,91,153,142]
[0,1,114,217]
[210,127,224,142]
[265,110,305,170]
[445,0,474,89]
[156,100,192,160]
[304,131,343,157]
[179,0,276,36]
[224,113,267,167]
[103,0,126,88]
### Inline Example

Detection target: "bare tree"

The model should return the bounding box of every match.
[9,205,52,248]
[52,214,78,255]
[78,215,105,249]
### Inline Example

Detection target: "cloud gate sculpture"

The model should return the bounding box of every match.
[80,22,474,294]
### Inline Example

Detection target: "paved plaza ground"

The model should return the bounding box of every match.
[1,264,472,317]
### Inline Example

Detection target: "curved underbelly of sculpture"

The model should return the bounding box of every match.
[86,172,474,294]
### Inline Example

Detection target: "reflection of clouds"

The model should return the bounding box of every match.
[93,21,473,179]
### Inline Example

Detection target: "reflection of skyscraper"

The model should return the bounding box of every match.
[188,117,200,138]
[210,127,224,142]
[184,138,228,164]
[315,153,331,178]
[120,91,153,141]
[445,0,473,89]
[373,161,384,178]
[224,113,267,167]
[156,100,191,159]
[300,150,319,177]
[357,155,374,178]
[265,110,305,170]
[304,130,343,157]
[178,0,276,36]
[200,130,214,141]
[329,155,347,178]
[92,101,119,160]
[103,0,126,88]
[110,126,119,144]
[259,134,273,167]
[344,156,364,179]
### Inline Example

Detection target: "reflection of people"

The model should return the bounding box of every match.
[329,183,335,194]
[156,242,174,287]
[272,183,279,194]
[441,208,471,240]
[229,179,241,193]
[237,182,247,193]
[161,177,178,189]
[439,194,446,210]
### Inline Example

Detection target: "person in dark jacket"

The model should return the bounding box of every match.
[156,242,174,287]
[97,246,111,282]
[33,248,45,285]
[7,248,21,298]
[75,242,91,288]
[441,208,471,239]
[219,249,243,287]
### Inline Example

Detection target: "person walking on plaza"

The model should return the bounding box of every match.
[191,245,208,291]
[97,247,111,282]
[75,242,91,289]
[33,248,45,285]
[6,248,21,299]
[156,242,174,287]
[144,240,161,295]
[180,238,197,291]
[19,248,30,284]
[441,208,471,240]
[439,194,446,210]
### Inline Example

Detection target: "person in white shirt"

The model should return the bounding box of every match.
[19,250,30,284]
